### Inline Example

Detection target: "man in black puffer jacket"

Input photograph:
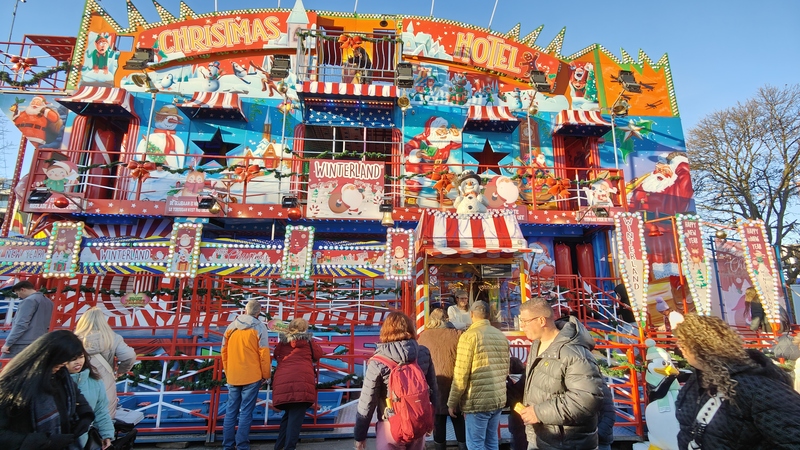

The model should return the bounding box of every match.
[517,298,604,450]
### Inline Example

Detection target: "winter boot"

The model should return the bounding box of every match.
[433,442,447,450]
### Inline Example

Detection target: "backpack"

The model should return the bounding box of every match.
[371,354,435,444]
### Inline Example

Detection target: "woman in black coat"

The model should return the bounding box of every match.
[0,330,95,450]
[674,314,800,450]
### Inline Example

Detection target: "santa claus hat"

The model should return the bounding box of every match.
[425,116,448,131]
[50,160,78,173]
[655,296,670,312]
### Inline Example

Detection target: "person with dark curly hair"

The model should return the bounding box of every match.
[0,330,96,450]
[674,314,800,450]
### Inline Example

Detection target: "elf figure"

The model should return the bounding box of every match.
[41,160,79,193]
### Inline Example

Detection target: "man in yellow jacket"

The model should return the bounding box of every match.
[221,299,272,450]
[447,300,510,450]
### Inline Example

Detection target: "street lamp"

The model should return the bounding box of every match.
[6,0,27,53]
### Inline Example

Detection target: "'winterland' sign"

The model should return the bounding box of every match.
[614,212,649,324]
[306,160,384,220]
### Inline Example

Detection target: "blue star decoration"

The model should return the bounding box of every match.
[192,128,240,169]
[467,140,509,175]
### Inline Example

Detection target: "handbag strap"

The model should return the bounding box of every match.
[688,393,723,450]
[92,352,116,377]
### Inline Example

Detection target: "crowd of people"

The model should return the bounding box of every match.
[4,280,800,450]
[0,281,138,450]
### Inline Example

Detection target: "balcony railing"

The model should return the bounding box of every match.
[295,30,403,85]
[23,139,626,218]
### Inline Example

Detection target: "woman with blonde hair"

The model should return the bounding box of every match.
[74,307,137,417]
[744,287,771,333]
[271,318,325,450]
[674,314,800,449]
[418,308,465,450]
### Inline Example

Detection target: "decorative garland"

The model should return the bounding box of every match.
[0,63,72,88]
[296,30,402,44]
[317,373,362,389]
[125,354,224,390]
[596,358,646,378]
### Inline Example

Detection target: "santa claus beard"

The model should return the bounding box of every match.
[25,104,45,115]
[496,179,519,204]
[341,186,363,210]
[640,171,677,193]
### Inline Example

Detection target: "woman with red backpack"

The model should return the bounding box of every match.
[354,312,437,450]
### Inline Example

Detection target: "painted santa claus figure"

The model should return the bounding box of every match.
[328,183,364,215]
[404,116,462,202]
[483,175,519,209]
[628,152,694,216]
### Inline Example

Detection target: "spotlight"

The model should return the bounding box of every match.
[130,72,159,93]
[617,70,641,93]
[197,196,217,210]
[270,55,291,79]
[612,98,630,117]
[396,62,414,88]
[593,207,609,218]
[28,187,52,204]
[379,199,393,213]
[123,48,155,71]
[529,70,551,93]
[282,196,298,208]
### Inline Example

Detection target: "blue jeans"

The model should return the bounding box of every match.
[223,380,261,450]
[464,409,502,450]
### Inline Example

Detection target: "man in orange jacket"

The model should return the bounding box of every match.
[221,299,272,450]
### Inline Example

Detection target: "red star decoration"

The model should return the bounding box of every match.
[466,140,509,175]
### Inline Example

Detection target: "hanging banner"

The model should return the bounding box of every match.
[43,221,85,278]
[281,225,315,280]
[167,223,203,278]
[306,160,384,219]
[614,212,649,324]
[738,219,781,324]
[675,214,712,315]
[385,228,414,280]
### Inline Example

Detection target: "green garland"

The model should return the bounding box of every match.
[296,30,402,44]
[125,354,224,390]
[317,373,362,389]
[0,63,73,88]
[597,359,646,379]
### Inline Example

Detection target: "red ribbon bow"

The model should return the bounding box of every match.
[127,161,156,181]
[234,164,261,183]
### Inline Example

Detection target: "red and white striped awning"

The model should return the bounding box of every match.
[57,86,135,117]
[299,81,397,98]
[553,110,611,137]
[463,106,520,133]
[177,92,247,122]
[414,209,530,256]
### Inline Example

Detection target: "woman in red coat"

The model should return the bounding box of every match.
[272,318,325,450]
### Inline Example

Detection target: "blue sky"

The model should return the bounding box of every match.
[1,0,799,178]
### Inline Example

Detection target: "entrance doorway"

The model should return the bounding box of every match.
[426,258,524,331]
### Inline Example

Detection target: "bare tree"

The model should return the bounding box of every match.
[687,84,800,273]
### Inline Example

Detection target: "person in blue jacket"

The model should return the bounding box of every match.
[66,349,115,449]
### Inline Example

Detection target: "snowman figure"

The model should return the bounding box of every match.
[633,339,688,450]
[453,170,487,215]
